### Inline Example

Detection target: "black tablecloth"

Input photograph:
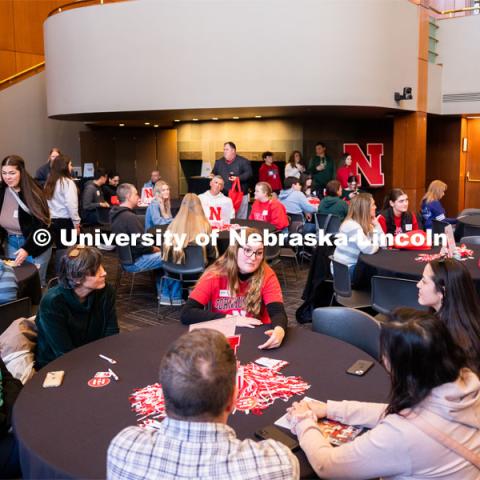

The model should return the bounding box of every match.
[13,325,389,479]
[358,246,480,290]
[149,219,276,255]
[14,261,42,305]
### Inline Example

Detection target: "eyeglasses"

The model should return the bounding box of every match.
[68,245,86,258]
[241,246,264,258]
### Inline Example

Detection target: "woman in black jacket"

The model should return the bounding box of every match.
[0,155,52,286]
[0,357,22,479]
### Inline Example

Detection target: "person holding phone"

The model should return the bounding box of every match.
[287,308,480,479]
[181,228,287,349]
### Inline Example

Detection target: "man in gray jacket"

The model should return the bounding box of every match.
[212,142,252,219]
[81,168,109,224]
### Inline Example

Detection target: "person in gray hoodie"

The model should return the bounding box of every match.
[279,177,318,233]
[288,308,480,480]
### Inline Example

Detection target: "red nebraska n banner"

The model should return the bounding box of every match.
[343,143,385,187]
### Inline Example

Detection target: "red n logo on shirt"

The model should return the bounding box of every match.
[209,206,222,221]
[343,143,385,187]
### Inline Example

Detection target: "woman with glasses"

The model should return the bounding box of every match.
[181,228,287,349]
[417,258,480,374]
[0,155,52,286]
[287,309,480,479]
[35,246,119,369]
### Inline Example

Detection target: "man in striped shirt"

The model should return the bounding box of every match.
[107,329,299,480]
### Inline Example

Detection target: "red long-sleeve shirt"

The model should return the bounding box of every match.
[259,163,282,192]
[249,199,289,231]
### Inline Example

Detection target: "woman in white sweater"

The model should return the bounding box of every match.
[44,155,80,268]
[287,308,480,480]
[285,150,306,179]
[333,192,382,279]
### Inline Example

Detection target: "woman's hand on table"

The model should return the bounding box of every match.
[14,248,29,266]
[286,400,319,434]
[304,399,327,419]
[258,326,285,349]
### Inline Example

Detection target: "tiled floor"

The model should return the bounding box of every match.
[101,251,310,332]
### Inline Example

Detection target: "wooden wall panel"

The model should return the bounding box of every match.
[0,51,16,79]
[156,129,179,198]
[134,131,156,189]
[15,52,45,71]
[426,115,462,216]
[115,135,137,187]
[0,0,15,51]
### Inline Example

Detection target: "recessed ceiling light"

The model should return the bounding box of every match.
[466,116,480,119]
[212,117,219,121]
[192,118,199,121]
[144,122,150,126]
[255,115,262,119]
[174,119,180,122]
[154,124,159,128]
[119,123,125,127]
[233,116,239,120]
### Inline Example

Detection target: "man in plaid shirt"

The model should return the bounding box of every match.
[107,329,299,480]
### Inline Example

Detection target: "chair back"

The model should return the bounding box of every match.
[371,276,427,315]
[460,236,480,245]
[47,277,59,289]
[326,215,342,234]
[162,245,206,276]
[315,213,331,231]
[464,225,480,237]
[312,306,381,360]
[331,258,352,298]
[0,297,32,335]
[288,213,304,224]
[265,243,281,262]
[117,245,134,265]
[96,207,111,225]
[432,219,448,236]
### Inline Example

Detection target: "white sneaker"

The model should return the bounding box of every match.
[97,243,115,251]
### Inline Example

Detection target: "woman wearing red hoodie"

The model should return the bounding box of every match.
[249,182,289,231]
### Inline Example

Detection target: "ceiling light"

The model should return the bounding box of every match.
[192,118,199,121]
[255,115,262,118]
[174,119,180,122]
[119,123,125,127]
[154,124,159,128]
[212,117,219,121]
[144,122,150,126]
[466,116,480,119]
[233,116,239,120]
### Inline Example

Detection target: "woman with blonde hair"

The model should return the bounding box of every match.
[420,180,457,230]
[333,193,382,279]
[159,193,216,305]
[181,228,287,349]
[145,180,172,230]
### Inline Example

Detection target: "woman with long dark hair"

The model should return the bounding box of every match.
[0,155,52,285]
[417,258,480,373]
[285,150,305,179]
[44,154,80,259]
[287,308,480,479]
[181,228,287,349]
[378,188,419,235]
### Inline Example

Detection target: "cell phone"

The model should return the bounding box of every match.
[255,425,299,451]
[346,360,374,376]
[42,371,65,388]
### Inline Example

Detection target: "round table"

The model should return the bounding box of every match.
[149,219,276,255]
[13,324,389,479]
[458,215,480,228]
[358,245,480,289]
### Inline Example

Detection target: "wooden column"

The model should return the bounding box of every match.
[392,4,429,210]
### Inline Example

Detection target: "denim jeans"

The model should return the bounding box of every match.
[7,234,52,287]
[122,252,181,300]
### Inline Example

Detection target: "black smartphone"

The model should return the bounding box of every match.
[255,425,299,451]
[346,360,374,376]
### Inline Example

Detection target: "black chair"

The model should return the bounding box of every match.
[47,276,59,290]
[460,236,480,245]
[463,225,480,237]
[371,276,427,315]
[159,245,206,314]
[0,297,32,335]
[279,217,302,281]
[312,306,381,360]
[432,219,448,236]
[95,207,112,232]
[115,245,140,296]
[265,243,287,285]
[314,213,331,231]
[330,258,371,309]
[326,214,342,235]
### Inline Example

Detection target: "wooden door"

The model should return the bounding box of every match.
[464,119,480,209]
